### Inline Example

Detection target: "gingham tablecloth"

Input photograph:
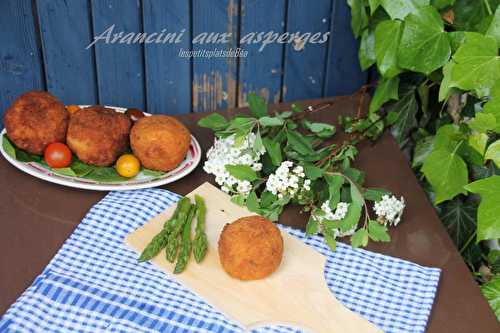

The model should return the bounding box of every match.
[0,188,441,333]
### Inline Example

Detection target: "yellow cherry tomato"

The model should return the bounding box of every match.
[115,154,141,178]
[66,105,81,114]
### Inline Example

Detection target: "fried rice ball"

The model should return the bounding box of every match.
[4,91,69,155]
[130,115,191,172]
[66,106,131,166]
[218,216,284,281]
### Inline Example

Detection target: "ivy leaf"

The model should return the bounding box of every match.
[225,164,258,181]
[450,32,500,98]
[197,113,228,131]
[439,61,455,102]
[359,29,376,70]
[485,140,500,168]
[347,0,369,38]
[483,98,500,133]
[464,175,500,241]
[448,31,466,53]
[422,148,468,204]
[259,116,284,127]
[380,0,430,20]
[363,188,391,201]
[468,113,497,133]
[398,6,451,75]
[431,0,455,9]
[262,138,282,166]
[287,130,314,155]
[369,76,400,114]
[486,5,500,44]
[375,20,403,78]
[368,220,391,242]
[439,198,477,249]
[413,135,434,167]
[247,93,267,118]
[368,0,381,14]
[388,91,419,144]
[468,132,489,156]
[351,229,369,248]
[480,276,500,320]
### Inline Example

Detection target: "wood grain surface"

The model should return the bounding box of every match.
[125,182,382,333]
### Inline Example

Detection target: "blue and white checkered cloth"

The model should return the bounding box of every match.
[0,188,441,333]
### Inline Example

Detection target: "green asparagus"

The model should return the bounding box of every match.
[193,195,208,263]
[174,206,197,274]
[166,204,195,262]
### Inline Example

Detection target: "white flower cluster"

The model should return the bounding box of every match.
[203,133,265,195]
[374,195,405,226]
[313,200,355,237]
[265,161,311,199]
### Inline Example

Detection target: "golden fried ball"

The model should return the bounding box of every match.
[66,106,131,166]
[218,216,284,281]
[130,115,191,172]
[4,91,69,155]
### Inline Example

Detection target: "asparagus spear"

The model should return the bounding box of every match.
[193,195,208,263]
[137,197,190,262]
[166,204,195,262]
[174,206,197,274]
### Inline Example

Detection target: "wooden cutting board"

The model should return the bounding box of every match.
[125,182,382,333]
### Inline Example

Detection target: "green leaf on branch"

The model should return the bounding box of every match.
[247,93,268,118]
[464,175,500,241]
[486,5,500,44]
[351,229,369,248]
[225,165,258,181]
[468,113,497,133]
[413,135,435,167]
[422,148,468,204]
[468,132,489,156]
[375,20,403,78]
[347,0,369,38]
[287,130,314,155]
[431,0,456,9]
[368,220,391,242]
[231,194,246,206]
[480,276,500,320]
[246,191,260,212]
[450,32,500,98]
[259,116,284,127]
[324,230,337,251]
[359,29,376,70]
[303,164,324,180]
[324,174,344,207]
[439,61,456,102]
[485,140,500,168]
[262,138,282,166]
[301,120,336,138]
[388,91,419,144]
[369,76,399,114]
[398,6,451,75]
[197,113,229,131]
[363,188,391,201]
[306,215,320,235]
[380,0,430,20]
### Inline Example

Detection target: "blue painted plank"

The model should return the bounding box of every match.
[237,0,285,106]
[282,0,332,102]
[142,0,191,115]
[91,0,145,110]
[324,0,368,97]
[37,0,98,105]
[0,0,44,126]
[192,0,239,112]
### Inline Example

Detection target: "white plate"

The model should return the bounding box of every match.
[0,105,202,191]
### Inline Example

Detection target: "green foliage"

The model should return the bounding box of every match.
[481,276,500,320]
[348,0,500,314]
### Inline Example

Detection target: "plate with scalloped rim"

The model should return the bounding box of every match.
[0,105,201,191]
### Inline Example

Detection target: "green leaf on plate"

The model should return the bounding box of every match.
[2,135,16,159]
[197,113,229,131]
[368,220,391,242]
[351,229,369,248]
[398,6,451,75]
[422,148,468,204]
[375,20,403,78]
[464,175,500,241]
[52,167,77,177]
[225,164,258,181]
[481,276,500,320]
[369,76,399,114]
[485,140,500,168]
[247,93,268,118]
[84,166,129,182]
[141,168,165,178]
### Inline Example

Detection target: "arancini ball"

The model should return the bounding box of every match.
[66,106,131,166]
[218,216,284,281]
[4,91,69,155]
[130,115,191,172]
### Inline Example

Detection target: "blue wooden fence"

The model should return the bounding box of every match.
[0,0,367,125]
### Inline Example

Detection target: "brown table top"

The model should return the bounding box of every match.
[1,96,498,332]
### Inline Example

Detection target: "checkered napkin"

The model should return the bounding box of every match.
[0,189,441,333]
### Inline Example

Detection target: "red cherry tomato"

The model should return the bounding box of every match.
[125,108,145,122]
[44,142,72,168]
